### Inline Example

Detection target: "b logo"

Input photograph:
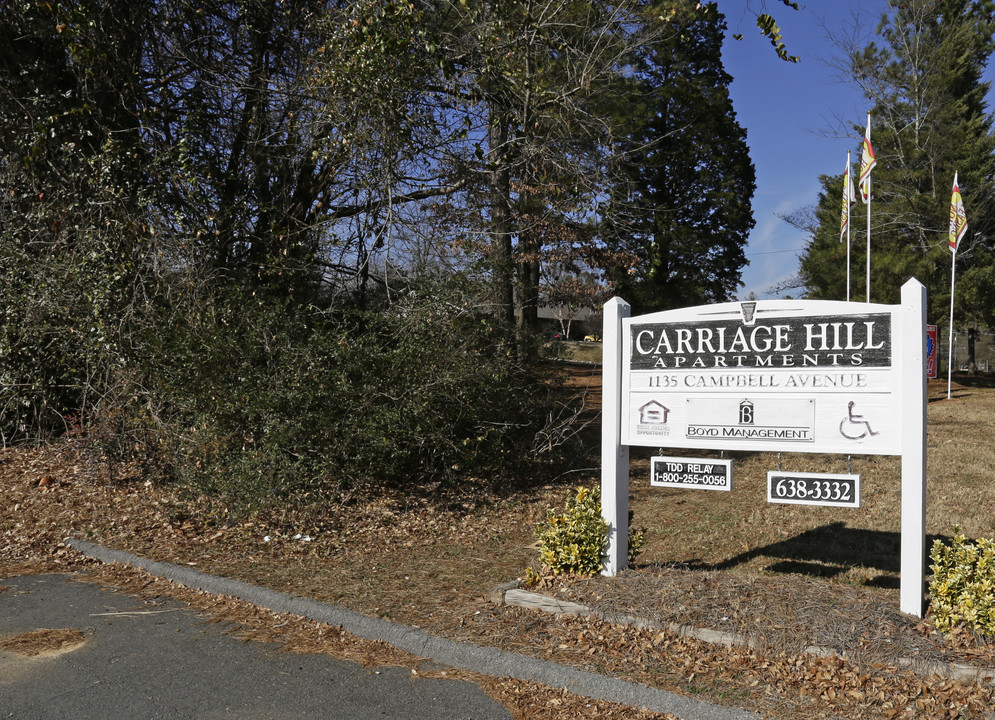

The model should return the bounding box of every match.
[739,400,754,425]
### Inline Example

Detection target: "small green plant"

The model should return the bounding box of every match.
[627,509,646,565]
[535,485,644,576]
[929,529,995,636]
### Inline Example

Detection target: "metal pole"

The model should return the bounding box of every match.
[846,150,852,302]
[947,251,957,399]
[866,172,872,303]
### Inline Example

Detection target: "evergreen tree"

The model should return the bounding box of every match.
[799,0,995,325]
[605,3,756,313]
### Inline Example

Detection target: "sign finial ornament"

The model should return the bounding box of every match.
[740,301,757,326]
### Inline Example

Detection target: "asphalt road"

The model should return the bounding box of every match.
[0,573,511,720]
[4,544,764,720]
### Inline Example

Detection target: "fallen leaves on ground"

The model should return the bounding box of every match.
[3,435,995,720]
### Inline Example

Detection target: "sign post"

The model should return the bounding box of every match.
[601,297,630,576]
[900,279,928,616]
[601,279,928,616]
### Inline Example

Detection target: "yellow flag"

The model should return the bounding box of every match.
[858,114,876,203]
[949,173,967,253]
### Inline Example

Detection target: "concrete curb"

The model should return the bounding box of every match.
[66,538,761,720]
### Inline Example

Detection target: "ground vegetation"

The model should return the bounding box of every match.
[1,0,782,500]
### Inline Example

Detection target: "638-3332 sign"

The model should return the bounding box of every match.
[767,471,860,508]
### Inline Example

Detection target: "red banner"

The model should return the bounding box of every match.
[926,324,938,379]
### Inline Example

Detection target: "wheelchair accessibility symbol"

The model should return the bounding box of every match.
[839,401,879,440]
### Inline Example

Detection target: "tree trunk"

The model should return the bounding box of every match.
[968,327,977,373]
[517,199,540,336]
[488,104,515,329]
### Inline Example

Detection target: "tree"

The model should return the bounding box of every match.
[0,1,160,438]
[604,3,756,314]
[427,1,664,333]
[799,0,995,327]
[0,0,798,494]
[302,0,795,332]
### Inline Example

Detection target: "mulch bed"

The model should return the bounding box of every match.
[543,567,995,674]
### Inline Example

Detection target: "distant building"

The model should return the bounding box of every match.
[537,305,602,341]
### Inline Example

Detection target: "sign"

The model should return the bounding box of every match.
[767,471,860,508]
[926,324,938,379]
[651,456,732,492]
[621,300,901,455]
[601,281,928,618]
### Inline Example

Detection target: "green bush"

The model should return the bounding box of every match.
[536,485,644,576]
[149,278,581,506]
[536,485,609,575]
[929,530,995,636]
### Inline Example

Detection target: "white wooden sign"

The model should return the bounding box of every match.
[621,300,901,455]
[601,280,928,617]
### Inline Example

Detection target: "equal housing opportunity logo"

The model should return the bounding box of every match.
[636,400,671,436]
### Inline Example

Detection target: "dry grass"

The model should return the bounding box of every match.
[2,368,995,719]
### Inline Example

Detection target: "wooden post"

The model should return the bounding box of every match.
[900,279,928,617]
[601,297,630,576]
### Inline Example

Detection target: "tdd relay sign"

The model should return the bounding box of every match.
[650,456,732,492]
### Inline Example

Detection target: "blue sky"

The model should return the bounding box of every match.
[719,0,995,300]
[721,1,887,300]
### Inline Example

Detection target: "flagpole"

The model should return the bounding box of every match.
[948,250,957,399]
[858,111,876,304]
[846,150,852,302]
[865,171,872,303]
[947,171,966,400]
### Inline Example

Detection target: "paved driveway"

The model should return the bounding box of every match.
[0,573,510,720]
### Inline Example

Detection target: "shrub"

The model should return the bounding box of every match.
[151,278,582,506]
[535,485,644,576]
[929,530,995,637]
[536,485,608,575]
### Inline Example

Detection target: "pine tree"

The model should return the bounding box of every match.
[605,3,756,314]
[800,0,995,324]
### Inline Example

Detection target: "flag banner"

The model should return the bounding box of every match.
[949,173,967,253]
[926,324,938,379]
[858,115,876,203]
[840,157,856,241]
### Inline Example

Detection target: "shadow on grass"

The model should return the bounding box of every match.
[927,372,995,401]
[684,522,952,588]
[948,372,995,389]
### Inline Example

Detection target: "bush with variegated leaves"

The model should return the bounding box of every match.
[929,530,995,636]
[535,485,644,576]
